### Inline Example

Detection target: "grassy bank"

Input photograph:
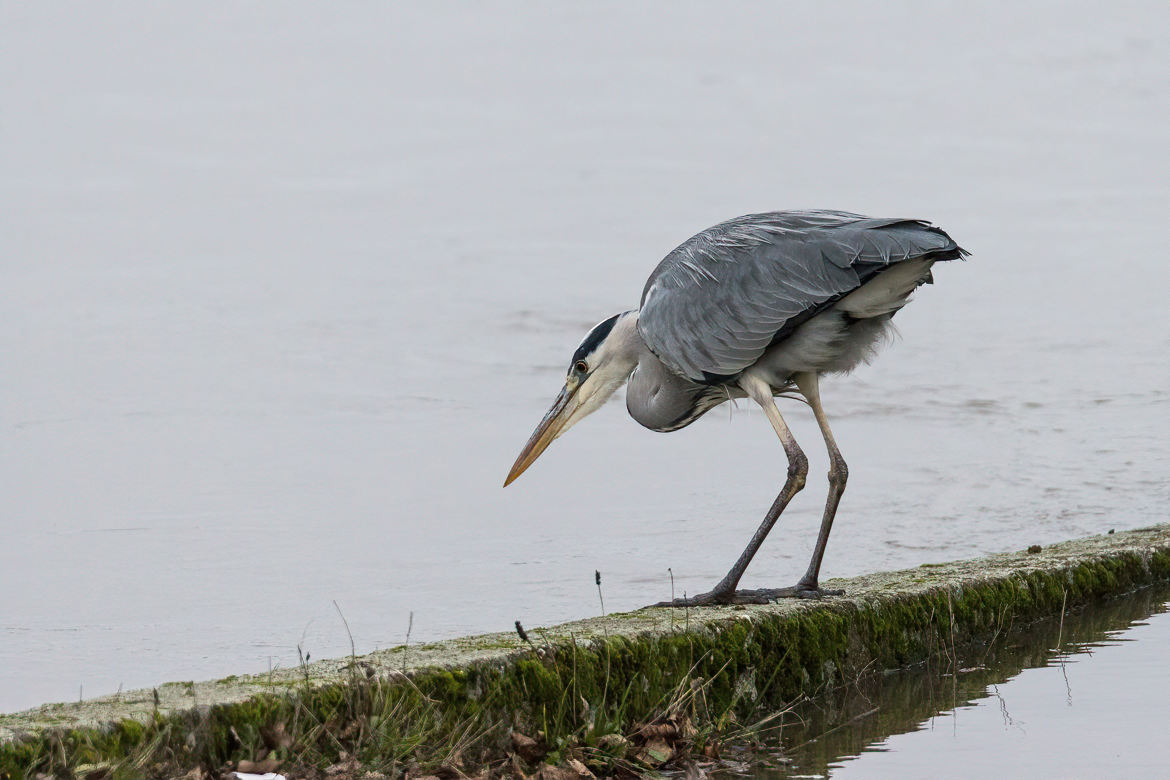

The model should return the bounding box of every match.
[3,525,1168,779]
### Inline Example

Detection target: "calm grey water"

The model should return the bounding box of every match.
[742,586,1170,779]
[2,3,1168,713]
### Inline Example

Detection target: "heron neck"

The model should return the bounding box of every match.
[606,310,647,370]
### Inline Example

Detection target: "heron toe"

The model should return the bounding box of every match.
[652,590,738,608]
[793,586,845,599]
[651,584,844,608]
[729,585,846,602]
[786,578,846,599]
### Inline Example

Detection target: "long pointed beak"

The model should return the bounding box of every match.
[504,384,577,487]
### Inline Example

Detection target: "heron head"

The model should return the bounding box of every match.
[504,311,639,486]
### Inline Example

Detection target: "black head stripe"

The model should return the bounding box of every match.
[570,313,621,368]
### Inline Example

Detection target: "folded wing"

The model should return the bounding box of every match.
[637,210,966,383]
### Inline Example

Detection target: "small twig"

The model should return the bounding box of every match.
[946,589,958,735]
[788,706,880,751]
[403,611,414,676]
[1057,588,1072,704]
[945,590,958,673]
[514,620,535,649]
[570,631,580,715]
[845,657,880,707]
[991,684,1023,732]
[684,592,690,632]
[924,604,937,728]
[333,600,356,660]
[1055,587,1067,648]
[593,571,612,708]
[668,568,676,631]
[981,603,1012,666]
[296,643,311,685]
[296,619,313,685]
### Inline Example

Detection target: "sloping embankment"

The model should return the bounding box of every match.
[3,525,1169,777]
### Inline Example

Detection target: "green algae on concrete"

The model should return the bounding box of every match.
[2,525,1169,777]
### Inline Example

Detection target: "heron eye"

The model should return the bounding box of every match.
[574,360,589,374]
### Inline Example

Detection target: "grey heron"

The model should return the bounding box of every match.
[505,210,967,606]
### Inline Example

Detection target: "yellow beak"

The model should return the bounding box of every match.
[504,384,577,487]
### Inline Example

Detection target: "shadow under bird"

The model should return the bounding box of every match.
[505,210,968,606]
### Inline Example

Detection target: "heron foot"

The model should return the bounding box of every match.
[652,589,739,608]
[652,584,844,608]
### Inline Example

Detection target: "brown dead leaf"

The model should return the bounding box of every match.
[507,752,527,779]
[236,758,281,774]
[564,758,595,779]
[637,723,678,740]
[596,733,630,758]
[637,738,674,767]
[510,731,547,763]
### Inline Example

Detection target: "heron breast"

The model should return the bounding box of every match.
[626,353,724,432]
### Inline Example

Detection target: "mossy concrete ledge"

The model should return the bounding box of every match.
[4,525,1170,775]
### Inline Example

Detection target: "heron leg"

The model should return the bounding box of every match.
[654,376,808,607]
[791,371,847,596]
[730,374,844,601]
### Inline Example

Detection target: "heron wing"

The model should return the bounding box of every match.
[637,210,966,382]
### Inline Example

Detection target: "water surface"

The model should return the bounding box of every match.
[740,586,1170,778]
[2,3,1168,711]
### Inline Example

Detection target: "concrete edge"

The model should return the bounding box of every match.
[3,523,1169,773]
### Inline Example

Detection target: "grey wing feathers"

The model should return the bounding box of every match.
[637,211,967,383]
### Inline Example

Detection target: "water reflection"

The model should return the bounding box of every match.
[735,586,1170,778]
